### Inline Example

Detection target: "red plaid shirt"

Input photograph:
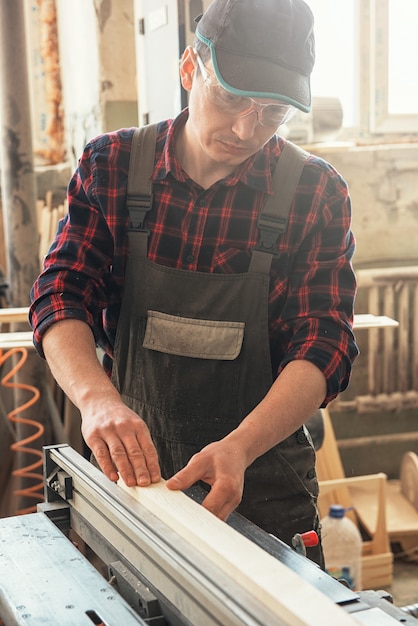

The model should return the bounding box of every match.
[30,110,358,404]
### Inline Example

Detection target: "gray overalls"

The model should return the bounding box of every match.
[111,131,323,566]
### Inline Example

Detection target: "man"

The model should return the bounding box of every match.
[30,0,358,566]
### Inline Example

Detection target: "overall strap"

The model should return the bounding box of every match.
[127,123,158,256]
[126,127,308,268]
[249,141,309,274]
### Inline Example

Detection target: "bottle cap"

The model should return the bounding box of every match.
[328,504,345,518]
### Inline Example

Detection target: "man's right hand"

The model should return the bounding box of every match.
[42,319,161,487]
[81,398,161,487]
[81,399,161,487]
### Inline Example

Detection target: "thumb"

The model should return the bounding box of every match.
[166,455,205,491]
[166,469,190,491]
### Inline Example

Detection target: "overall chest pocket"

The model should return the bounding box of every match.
[143,310,245,360]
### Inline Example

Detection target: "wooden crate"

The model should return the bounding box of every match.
[362,546,394,589]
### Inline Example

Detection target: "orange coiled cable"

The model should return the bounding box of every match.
[0,346,44,515]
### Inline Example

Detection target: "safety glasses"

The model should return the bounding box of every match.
[195,52,295,128]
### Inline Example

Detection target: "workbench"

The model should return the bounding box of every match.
[0,445,417,625]
[1,310,412,625]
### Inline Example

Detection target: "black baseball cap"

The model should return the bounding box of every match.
[195,0,315,112]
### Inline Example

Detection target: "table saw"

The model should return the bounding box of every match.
[0,444,417,625]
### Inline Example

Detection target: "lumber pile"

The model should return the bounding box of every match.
[36,190,67,266]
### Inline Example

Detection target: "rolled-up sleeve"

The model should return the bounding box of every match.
[270,156,359,405]
[29,131,133,357]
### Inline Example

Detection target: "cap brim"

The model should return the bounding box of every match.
[211,48,312,112]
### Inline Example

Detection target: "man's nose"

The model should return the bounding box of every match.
[231,110,259,139]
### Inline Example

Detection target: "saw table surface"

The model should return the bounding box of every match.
[0,512,143,626]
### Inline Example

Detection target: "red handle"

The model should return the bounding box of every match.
[300,530,319,547]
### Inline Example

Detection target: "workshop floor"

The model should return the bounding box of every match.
[386,558,418,609]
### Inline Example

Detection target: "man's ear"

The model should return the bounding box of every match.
[180,46,196,92]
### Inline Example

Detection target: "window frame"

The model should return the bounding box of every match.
[361,0,418,136]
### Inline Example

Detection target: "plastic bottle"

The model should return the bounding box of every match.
[321,504,363,590]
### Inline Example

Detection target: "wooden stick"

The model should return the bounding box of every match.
[0,307,30,324]
[0,331,34,349]
[119,480,358,626]
[353,313,398,329]
[356,266,418,287]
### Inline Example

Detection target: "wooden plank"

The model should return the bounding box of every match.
[39,203,52,264]
[51,206,59,240]
[350,480,418,537]
[367,286,381,395]
[353,314,398,329]
[337,431,418,448]
[414,287,418,389]
[361,553,393,589]
[398,284,410,392]
[383,287,396,393]
[356,266,418,287]
[0,331,34,349]
[0,306,30,324]
[118,480,358,626]
[316,409,346,480]
[319,473,390,555]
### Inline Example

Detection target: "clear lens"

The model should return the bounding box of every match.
[196,53,294,127]
[238,102,295,127]
[212,87,294,126]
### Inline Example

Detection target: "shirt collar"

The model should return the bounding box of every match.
[152,108,279,195]
[151,110,189,184]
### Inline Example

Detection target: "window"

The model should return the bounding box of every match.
[305,0,356,129]
[368,0,418,133]
[305,0,418,138]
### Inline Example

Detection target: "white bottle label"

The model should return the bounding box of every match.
[326,566,355,590]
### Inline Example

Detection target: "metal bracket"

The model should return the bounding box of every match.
[43,444,74,503]
[46,468,73,500]
[109,561,166,625]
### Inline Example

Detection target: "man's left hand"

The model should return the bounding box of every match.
[166,440,247,521]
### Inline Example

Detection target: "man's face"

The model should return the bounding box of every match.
[180,48,281,168]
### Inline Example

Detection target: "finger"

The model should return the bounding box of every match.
[128,437,161,485]
[166,463,202,492]
[105,438,139,487]
[92,441,120,482]
[111,435,161,487]
[93,435,148,487]
[201,489,237,521]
